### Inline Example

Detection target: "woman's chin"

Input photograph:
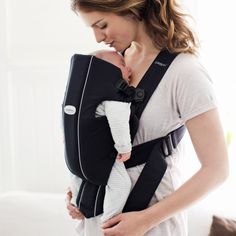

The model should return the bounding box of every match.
[113,43,131,53]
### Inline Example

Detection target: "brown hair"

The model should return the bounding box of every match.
[71,0,199,54]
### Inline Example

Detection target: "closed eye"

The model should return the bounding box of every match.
[99,24,107,29]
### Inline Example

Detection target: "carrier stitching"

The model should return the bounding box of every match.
[78,182,87,210]
[94,185,102,217]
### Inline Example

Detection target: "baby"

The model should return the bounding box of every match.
[70,50,133,225]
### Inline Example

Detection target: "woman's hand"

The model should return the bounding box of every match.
[66,189,85,220]
[101,211,150,236]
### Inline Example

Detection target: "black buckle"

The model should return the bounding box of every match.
[162,134,174,157]
[116,79,145,102]
[116,79,129,92]
[133,88,145,102]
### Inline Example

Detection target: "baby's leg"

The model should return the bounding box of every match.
[101,160,131,223]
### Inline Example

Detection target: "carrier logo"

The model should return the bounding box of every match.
[64,105,76,115]
[155,61,167,67]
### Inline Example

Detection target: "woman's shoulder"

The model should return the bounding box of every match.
[170,53,217,122]
[168,52,213,85]
[172,52,203,73]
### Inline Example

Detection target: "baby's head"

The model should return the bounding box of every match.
[92,50,131,82]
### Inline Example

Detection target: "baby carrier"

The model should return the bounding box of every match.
[62,50,186,218]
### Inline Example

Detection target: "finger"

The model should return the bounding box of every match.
[102,227,116,236]
[67,208,77,216]
[119,156,129,162]
[68,206,85,218]
[69,211,77,218]
[71,214,82,219]
[66,203,74,209]
[117,155,126,162]
[68,208,81,217]
[71,213,84,220]
[123,155,130,160]
[67,203,82,215]
[69,209,84,219]
[101,214,121,229]
[74,214,84,220]
[69,212,77,218]
[66,189,72,197]
[67,203,77,211]
[117,158,125,162]
[66,193,72,204]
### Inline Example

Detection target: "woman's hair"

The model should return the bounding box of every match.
[71,0,199,54]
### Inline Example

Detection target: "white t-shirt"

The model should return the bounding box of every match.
[75,52,218,236]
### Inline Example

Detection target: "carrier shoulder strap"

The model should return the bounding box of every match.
[135,49,178,119]
[123,50,183,212]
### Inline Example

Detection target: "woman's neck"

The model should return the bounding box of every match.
[128,22,160,58]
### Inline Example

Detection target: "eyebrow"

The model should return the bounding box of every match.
[91,19,104,27]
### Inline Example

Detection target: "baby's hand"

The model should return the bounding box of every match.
[116,152,131,162]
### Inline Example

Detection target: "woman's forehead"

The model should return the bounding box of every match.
[79,11,112,27]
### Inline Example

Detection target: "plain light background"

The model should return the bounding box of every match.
[0,0,235,218]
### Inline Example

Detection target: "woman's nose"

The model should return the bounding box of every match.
[93,28,105,43]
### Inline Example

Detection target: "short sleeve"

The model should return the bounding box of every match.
[175,57,218,123]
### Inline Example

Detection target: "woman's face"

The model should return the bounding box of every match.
[79,10,139,52]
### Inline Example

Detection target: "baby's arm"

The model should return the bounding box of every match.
[103,100,132,162]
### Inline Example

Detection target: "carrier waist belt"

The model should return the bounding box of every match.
[123,125,185,212]
[125,125,185,168]
[78,125,185,217]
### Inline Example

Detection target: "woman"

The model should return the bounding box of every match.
[66,1,229,235]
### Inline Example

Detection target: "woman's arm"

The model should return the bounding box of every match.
[143,108,229,230]
[102,108,229,235]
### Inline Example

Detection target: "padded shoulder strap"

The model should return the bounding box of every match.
[129,50,178,142]
[123,50,181,213]
[135,50,178,119]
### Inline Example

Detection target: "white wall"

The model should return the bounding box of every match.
[0,0,11,192]
[0,0,106,193]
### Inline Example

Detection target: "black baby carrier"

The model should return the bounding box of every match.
[62,50,186,218]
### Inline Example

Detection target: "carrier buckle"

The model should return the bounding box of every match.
[116,79,129,92]
[133,88,145,102]
[116,79,145,102]
[162,134,174,157]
